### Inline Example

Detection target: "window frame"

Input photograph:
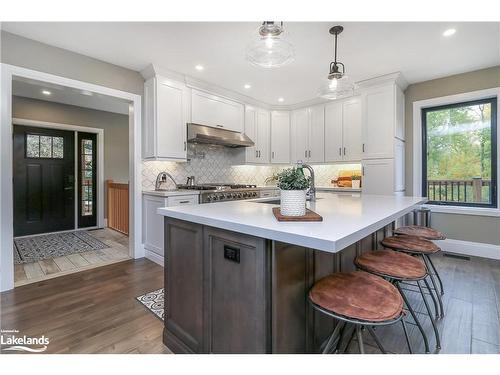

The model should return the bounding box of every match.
[421,97,497,208]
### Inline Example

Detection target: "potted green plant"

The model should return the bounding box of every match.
[276,167,311,216]
[351,175,361,189]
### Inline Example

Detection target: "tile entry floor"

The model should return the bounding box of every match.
[14,228,130,287]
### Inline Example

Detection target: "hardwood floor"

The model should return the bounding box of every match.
[14,228,131,287]
[1,258,170,354]
[345,253,500,354]
[2,251,499,354]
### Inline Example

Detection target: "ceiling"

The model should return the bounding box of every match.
[12,77,131,114]
[3,22,500,105]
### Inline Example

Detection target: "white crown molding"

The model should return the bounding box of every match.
[355,71,408,91]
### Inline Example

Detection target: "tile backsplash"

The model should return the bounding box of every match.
[142,144,361,190]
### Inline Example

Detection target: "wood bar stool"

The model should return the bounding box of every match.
[394,225,446,296]
[355,249,441,352]
[308,271,412,354]
[381,235,444,319]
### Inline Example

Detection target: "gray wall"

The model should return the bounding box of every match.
[405,65,500,245]
[12,96,130,218]
[1,31,144,96]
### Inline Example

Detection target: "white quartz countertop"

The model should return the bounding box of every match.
[143,189,200,197]
[157,193,426,253]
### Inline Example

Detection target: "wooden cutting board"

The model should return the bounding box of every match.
[272,207,323,222]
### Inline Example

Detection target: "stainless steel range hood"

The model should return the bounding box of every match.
[187,123,254,148]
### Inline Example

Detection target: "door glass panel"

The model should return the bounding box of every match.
[26,134,40,157]
[52,137,64,158]
[81,138,94,216]
[40,136,52,158]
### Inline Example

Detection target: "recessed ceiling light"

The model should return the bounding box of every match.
[41,90,51,96]
[244,84,251,89]
[443,28,456,37]
[278,97,284,102]
[195,64,204,71]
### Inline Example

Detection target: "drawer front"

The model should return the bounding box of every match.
[167,195,199,207]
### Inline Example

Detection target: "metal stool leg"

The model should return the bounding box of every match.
[396,282,430,353]
[422,255,444,318]
[367,326,386,353]
[418,279,441,351]
[356,325,365,354]
[425,254,444,295]
[321,321,345,354]
[400,318,413,354]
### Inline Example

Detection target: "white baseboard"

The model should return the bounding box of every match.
[145,249,164,267]
[439,238,500,260]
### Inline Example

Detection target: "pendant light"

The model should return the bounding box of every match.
[246,22,294,69]
[318,25,354,100]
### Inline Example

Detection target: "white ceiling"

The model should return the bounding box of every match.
[12,77,131,114]
[3,22,500,105]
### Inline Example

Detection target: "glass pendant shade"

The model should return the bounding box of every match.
[246,24,294,68]
[318,76,354,100]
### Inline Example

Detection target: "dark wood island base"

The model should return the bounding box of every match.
[163,217,401,354]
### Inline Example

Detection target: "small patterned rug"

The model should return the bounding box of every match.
[13,231,109,264]
[136,288,164,321]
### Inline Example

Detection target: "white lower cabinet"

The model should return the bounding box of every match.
[142,193,199,265]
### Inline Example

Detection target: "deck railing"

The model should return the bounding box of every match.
[427,178,491,203]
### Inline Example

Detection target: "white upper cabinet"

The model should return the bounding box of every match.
[291,108,309,163]
[308,105,325,163]
[291,107,325,163]
[324,97,362,162]
[362,83,405,159]
[324,102,343,162]
[270,111,290,164]
[244,106,270,164]
[191,89,244,133]
[143,76,189,161]
[342,97,363,161]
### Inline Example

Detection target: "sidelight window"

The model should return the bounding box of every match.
[81,139,93,216]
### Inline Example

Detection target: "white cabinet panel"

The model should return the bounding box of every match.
[143,195,167,256]
[157,79,188,159]
[291,108,309,163]
[342,97,362,161]
[143,77,188,161]
[256,110,270,163]
[362,158,395,195]
[395,86,405,140]
[325,101,343,162]
[308,105,325,163]
[191,89,244,133]
[270,111,290,164]
[244,106,258,163]
[362,86,395,159]
[394,139,405,192]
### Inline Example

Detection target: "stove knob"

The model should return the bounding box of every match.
[212,195,218,201]
[236,193,242,199]
[252,192,257,197]
[219,194,225,200]
[206,196,212,202]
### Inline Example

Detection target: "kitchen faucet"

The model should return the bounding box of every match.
[298,163,316,201]
[155,172,178,191]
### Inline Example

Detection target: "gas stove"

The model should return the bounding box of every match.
[177,183,260,203]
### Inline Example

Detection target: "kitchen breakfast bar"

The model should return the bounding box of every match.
[157,192,427,354]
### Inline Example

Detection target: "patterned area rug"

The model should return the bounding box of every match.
[136,288,164,321]
[14,231,109,264]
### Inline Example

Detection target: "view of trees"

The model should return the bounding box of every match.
[425,100,494,204]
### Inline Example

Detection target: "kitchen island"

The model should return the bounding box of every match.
[157,192,426,354]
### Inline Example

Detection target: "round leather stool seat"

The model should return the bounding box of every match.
[355,249,427,280]
[394,225,446,240]
[381,235,440,254]
[309,271,403,322]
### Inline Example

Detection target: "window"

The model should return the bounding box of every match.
[26,134,64,159]
[81,139,94,216]
[422,97,497,208]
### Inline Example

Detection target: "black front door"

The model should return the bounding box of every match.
[13,126,75,236]
[78,132,97,228]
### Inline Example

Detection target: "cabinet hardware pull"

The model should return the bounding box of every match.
[304,150,307,158]
[184,141,186,151]
[255,150,258,158]
[258,150,261,157]
[343,147,346,156]
[179,200,190,204]
[272,151,274,158]
[339,147,342,156]
[308,150,311,157]
[362,143,365,152]
[216,125,224,128]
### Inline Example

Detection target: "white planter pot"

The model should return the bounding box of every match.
[280,189,307,216]
[352,180,361,189]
